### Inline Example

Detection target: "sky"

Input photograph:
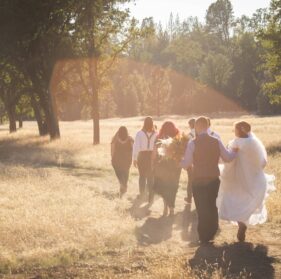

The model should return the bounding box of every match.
[127,0,271,24]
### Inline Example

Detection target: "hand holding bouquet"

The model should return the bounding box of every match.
[157,133,190,162]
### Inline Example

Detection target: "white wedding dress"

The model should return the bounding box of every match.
[217,133,275,225]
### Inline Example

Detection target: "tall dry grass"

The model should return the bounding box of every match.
[0,115,280,277]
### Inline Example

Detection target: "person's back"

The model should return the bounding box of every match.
[112,137,133,169]
[193,134,220,181]
[218,121,275,242]
[111,126,133,197]
[181,116,237,244]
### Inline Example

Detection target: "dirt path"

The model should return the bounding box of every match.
[16,168,280,279]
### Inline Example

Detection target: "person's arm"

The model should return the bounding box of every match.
[214,131,221,140]
[219,140,237,162]
[181,140,195,169]
[132,132,141,167]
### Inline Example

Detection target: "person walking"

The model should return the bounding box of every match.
[185,118,196,204]
[133,117,158,203]
[181,116,237,244]
[153,121,182,216]
[111,126,134,197]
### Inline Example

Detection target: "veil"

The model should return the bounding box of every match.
[248,132,267,167]
[248,132,275,194]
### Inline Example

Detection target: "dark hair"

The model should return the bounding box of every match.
[116,126,129,141]
[158,121,179,139]
[142,117,154,133]
[195,116,209,130]
[235,121,251,138]
[188,118,196,129]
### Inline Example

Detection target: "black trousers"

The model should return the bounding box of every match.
[113,166,130,187]
[137,151,154,201]
[192,178,220,243]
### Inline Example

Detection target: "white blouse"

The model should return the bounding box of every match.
[132,130,158,160]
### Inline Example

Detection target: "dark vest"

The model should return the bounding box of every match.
[193,134,220,180]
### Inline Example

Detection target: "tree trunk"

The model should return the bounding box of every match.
[47,88,60,140]
[39,91,60,140]
[88,3,100,145]
[90,58,100,145]
[31,92,48,136]
[7,105,17,133]
[18,116,23,128]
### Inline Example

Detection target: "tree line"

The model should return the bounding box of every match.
[0,0,139,143]
[0,0,281,144]
[106,0,281,117]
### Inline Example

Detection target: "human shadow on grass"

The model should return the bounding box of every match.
[128,196,152,221]
[189,242,276,279]
[174,203,198,243]
[135,204,198,245]
[135,215,174,245]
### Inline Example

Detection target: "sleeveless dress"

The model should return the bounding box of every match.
[153,144,182,208]
[217,134,275,225]
[112,137,133,170]
[112,137,133,186]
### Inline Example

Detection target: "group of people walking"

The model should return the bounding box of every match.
[111,116,275,245]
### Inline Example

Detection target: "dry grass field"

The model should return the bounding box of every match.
[0,115,280,278]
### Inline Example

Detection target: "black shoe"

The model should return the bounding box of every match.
[237,224,247,242]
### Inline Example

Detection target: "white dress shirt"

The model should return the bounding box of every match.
[181,131,236,169]
[189,129,195,139]
[207,128,221,140]
[133,130,158,160]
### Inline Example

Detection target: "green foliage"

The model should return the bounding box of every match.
[1,0,281,124]
[206,0,234,42]
[145,68,172,116]
[199,53,233,91]
[259,0,281,105]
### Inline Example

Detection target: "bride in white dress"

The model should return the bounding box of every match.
[217,121,275,242]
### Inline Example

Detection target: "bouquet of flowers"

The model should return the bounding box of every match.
[157,133,190,162]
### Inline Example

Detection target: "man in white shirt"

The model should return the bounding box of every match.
[207,117,221,140]
[185,118,195,204]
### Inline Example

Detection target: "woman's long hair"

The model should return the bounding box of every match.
[142,117,154,133]
[158,121,179,139]
[112,126,129,143]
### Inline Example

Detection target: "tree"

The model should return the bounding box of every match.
[0,0,76,139]
[206,0,234,43]
[16,94,33,128]
[229,33,260,110]
[0,62,26,132]
[166,36,204,76]
[72,0,138,144]
[199,53,233,91]
[146,67,172,116]
[259,0,281,104]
